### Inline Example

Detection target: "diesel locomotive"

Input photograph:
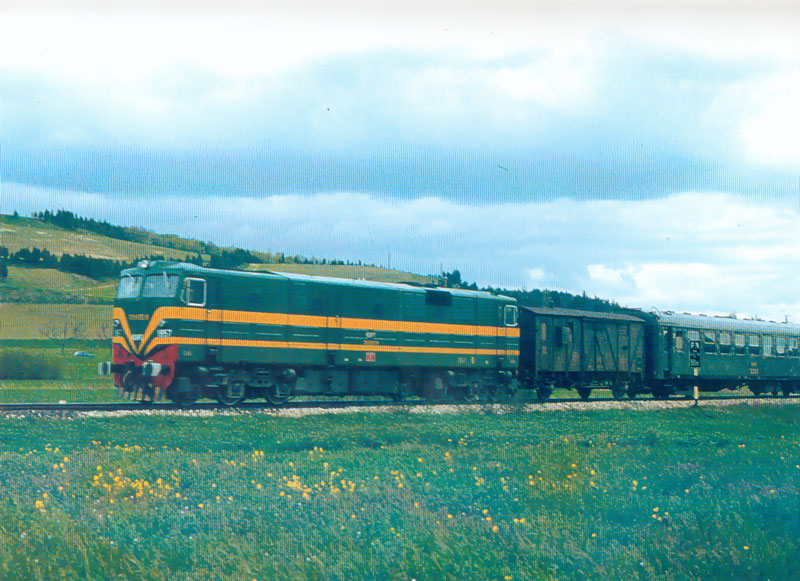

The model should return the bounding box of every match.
[99,261,800,404]
[99,261,519,405]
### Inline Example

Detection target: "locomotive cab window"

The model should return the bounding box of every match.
[181,278,207,307]
[142,274,180,298]
[116,274,142,299]
[504,305,518,327]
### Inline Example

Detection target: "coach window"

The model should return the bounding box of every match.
[763,335,772,357]
[540,322,547,342]
[181,278,207,307]
[674,329,684,353]
[702,331,716,354]
[734,334,746,355]
[719,332,731,354]
[504,305,518,327]
[776,337,786,355]
[788,338,800,357]
[747,335,760,356]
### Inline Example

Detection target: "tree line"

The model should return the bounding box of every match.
[26,209,369,267]
[439,269,617,313]
[0,246,168,280]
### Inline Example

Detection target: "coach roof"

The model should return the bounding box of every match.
[652,311,800,335]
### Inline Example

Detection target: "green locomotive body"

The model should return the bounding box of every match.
[100,261,519,405]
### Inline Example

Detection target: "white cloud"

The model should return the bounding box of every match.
[4,183,800,321]
[738,71,800,169]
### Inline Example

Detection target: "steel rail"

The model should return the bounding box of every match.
[0,393,795,413]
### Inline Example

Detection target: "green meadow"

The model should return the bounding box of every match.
[0,405,798,579]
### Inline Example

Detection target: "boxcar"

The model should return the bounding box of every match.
[643,311,800,398]
[518,307,646,400]
[99,261,519,405]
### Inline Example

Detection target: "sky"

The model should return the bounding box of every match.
[2,1,800,320]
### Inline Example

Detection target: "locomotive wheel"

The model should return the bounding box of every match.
[455,382,479,402]
[173,390,200,408]
[217,381,246,407]
[611,385,627,400]
[265,384,292,405]
[536,386,553,402]
[423,373,447,402]
[577,387,592,400]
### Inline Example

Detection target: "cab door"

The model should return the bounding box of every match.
[498,305,518,364]
[181,277,213,361]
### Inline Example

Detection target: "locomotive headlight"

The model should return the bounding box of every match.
[157,319,167,328]
[113,319,121,328]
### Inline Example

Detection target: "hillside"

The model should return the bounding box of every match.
[0,214,202,262]
[0,213,437,307]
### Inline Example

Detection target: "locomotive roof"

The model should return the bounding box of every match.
[520,306,645,323]
[121,261,514,302]
[652,311,800,335]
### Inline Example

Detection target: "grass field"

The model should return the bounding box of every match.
[0,405,798,579]
[1,304,111,340]
[0,266,118,304]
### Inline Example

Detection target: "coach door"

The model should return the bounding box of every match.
[618,324,630,372]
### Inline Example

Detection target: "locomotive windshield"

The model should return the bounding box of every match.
[142,274,181,298]
[116,274,142,299]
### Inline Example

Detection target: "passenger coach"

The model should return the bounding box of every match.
[643,311,800,398]
[99,262,520,405]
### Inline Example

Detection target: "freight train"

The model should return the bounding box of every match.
[99,261,800,405]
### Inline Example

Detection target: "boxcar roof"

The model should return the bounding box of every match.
[122,261,513,302]
[520,307,644,324]
[653,311,800,335]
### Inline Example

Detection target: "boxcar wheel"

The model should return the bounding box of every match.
[781,384,793,397]
[217,381,246,407]
[611,385,627,400]
[652,388,670,400]
[749,385,764,397]
[536,386,552,402]
[577,387,592,400]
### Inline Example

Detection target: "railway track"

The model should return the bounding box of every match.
[0,393,797,415]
